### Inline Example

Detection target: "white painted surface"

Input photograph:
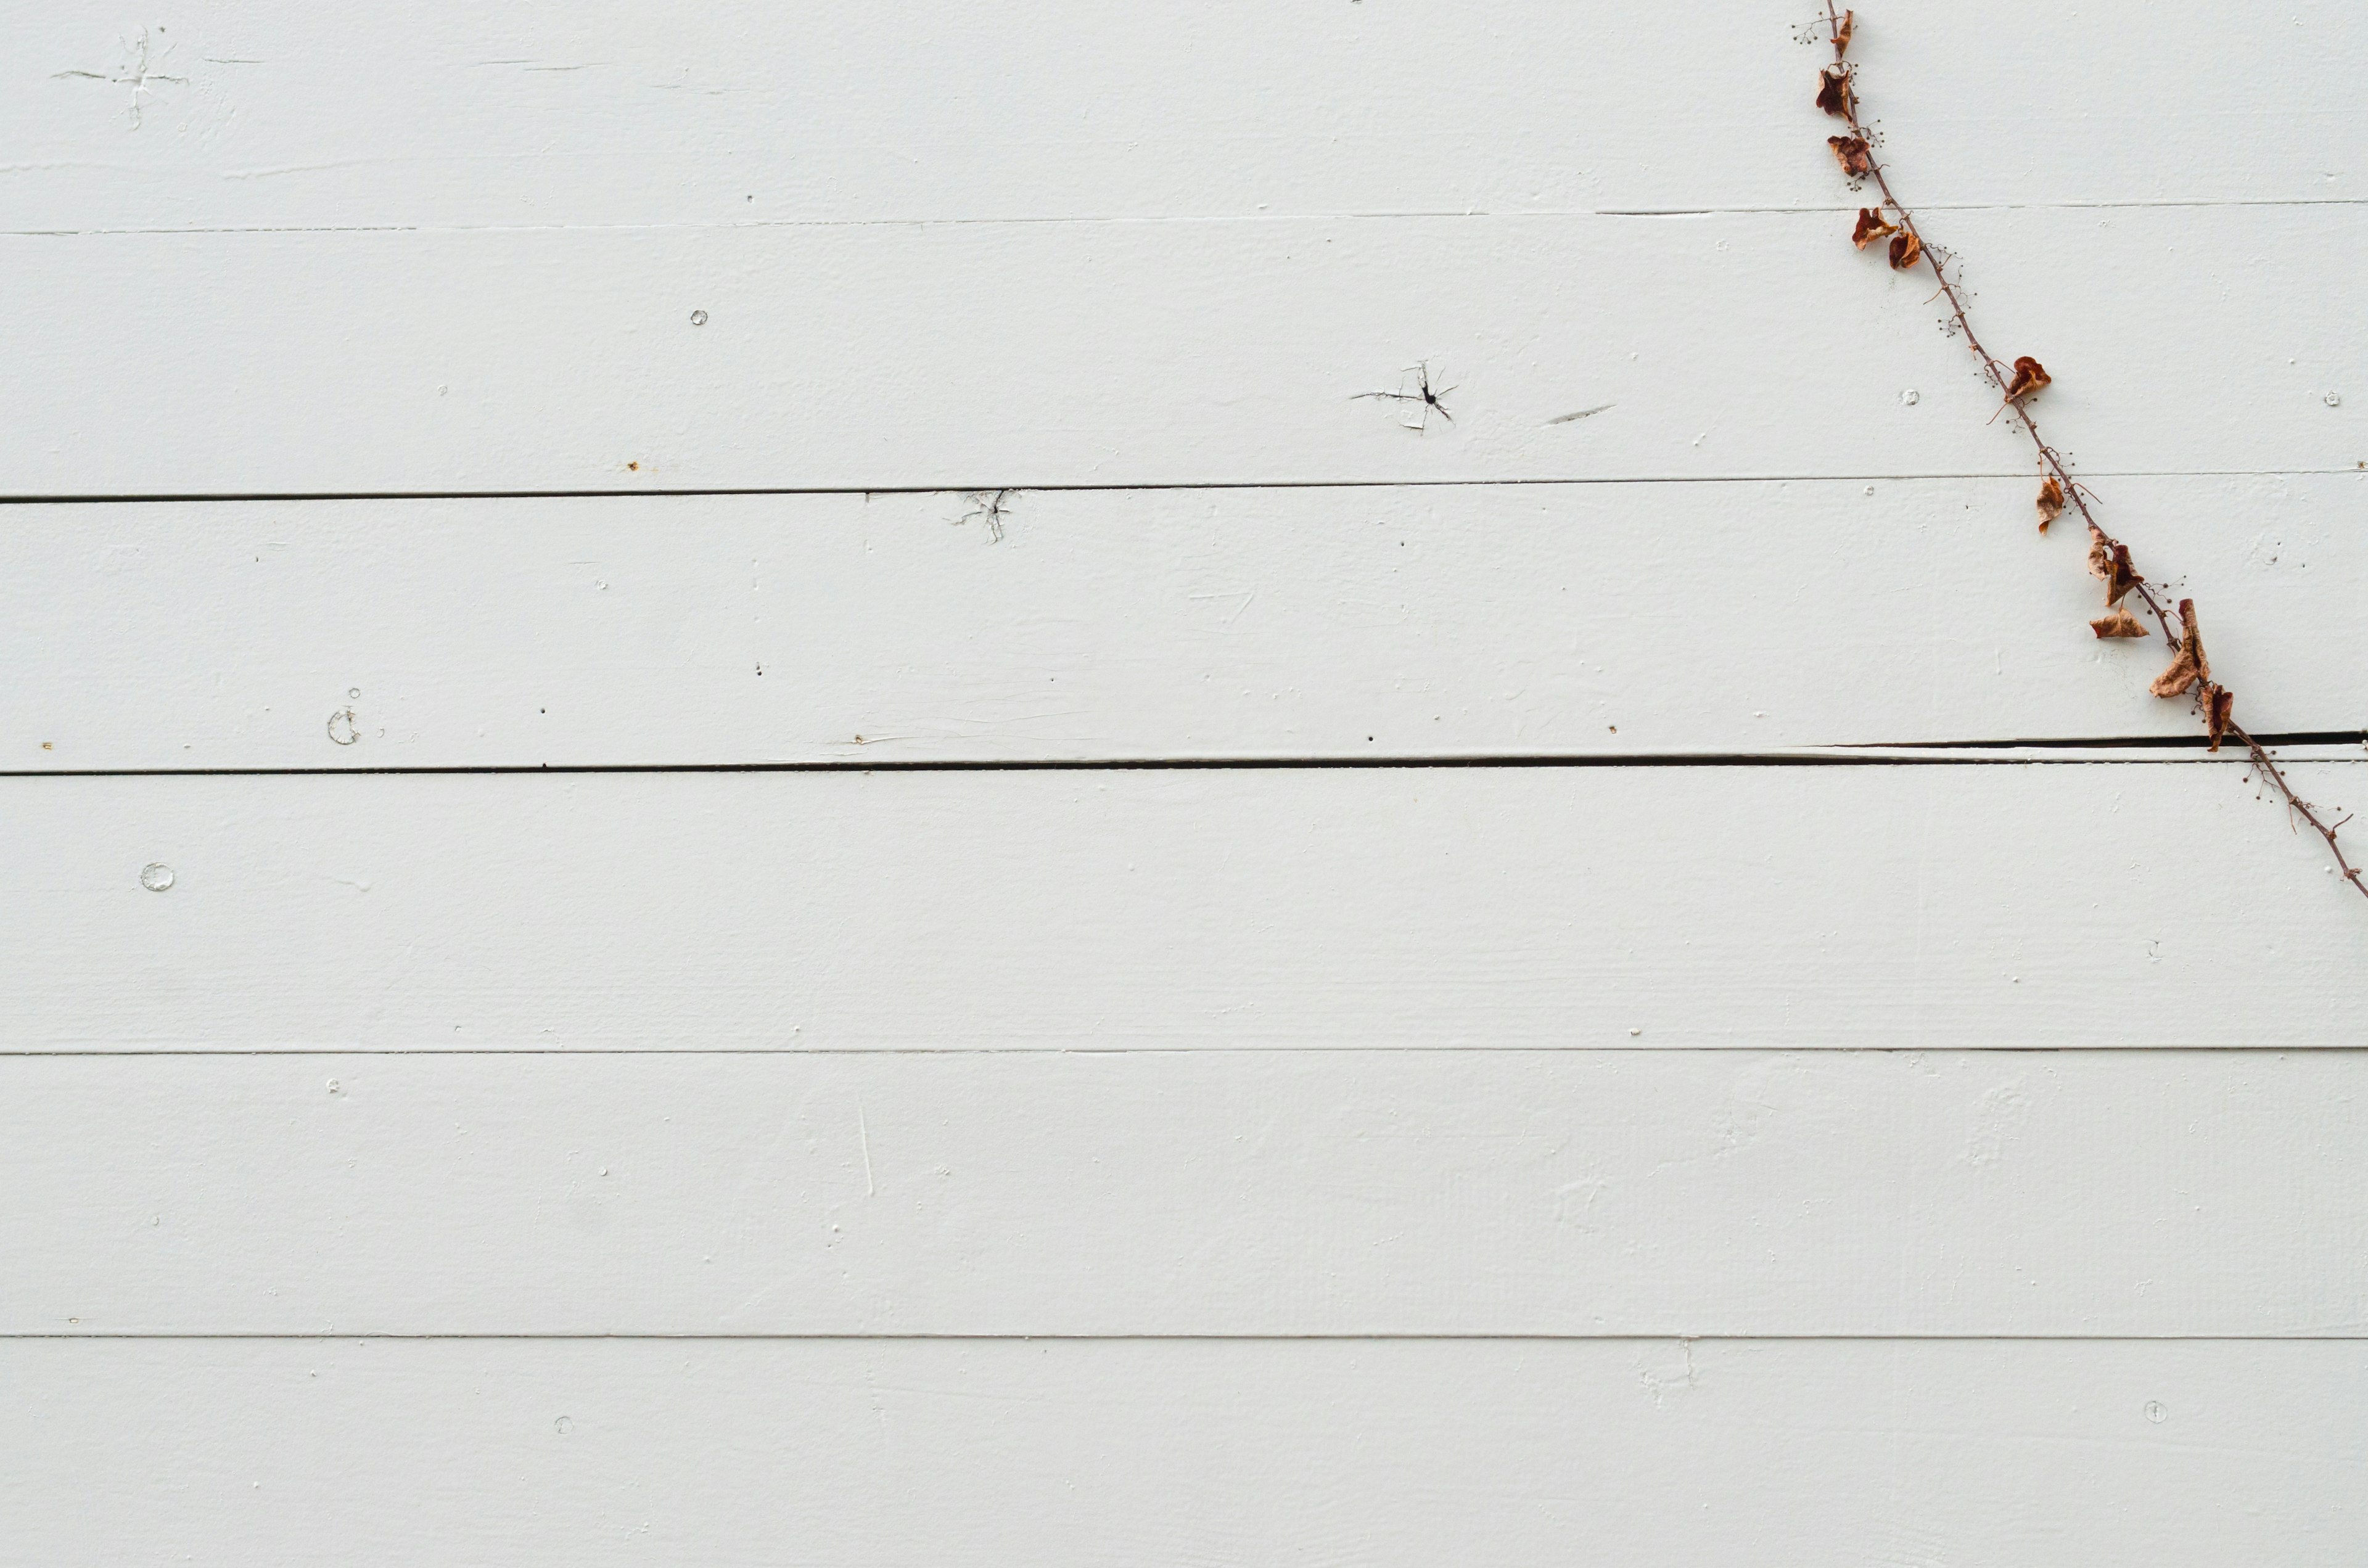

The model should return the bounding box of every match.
[8,2,2364,1558]
[6,1,2362,229]
[7,1050,2362,1337]
[4,205,2359,495]
[6,766,2364,1051]
[7,1339,2365,1567]
[7,475,2363,768]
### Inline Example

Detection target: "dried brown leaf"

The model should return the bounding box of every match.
[2149,599,2209,698]
[2084,524,2139,606]
[2085,523,2112,579]
[2036,475,2065,532]
[2002,356,2051,402]
[2205,683,2234,751]
[1816,65,1855,118]
[1851,208,1897,249]
[2150,647,2205,698]
[1888,231,1923,270]
[2089,607,2148,638]
[1836,9,1854,55]
[2103,546,2136,605]
[1828,136,1873,178]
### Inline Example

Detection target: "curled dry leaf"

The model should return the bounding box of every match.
[1888,231,1923,270]
[2102,544,2137,605]
[2002,356,2051,402]
[1803,14,2364,906]
[2090,607,2148,638]
[2086,524,2139,605]
[1816,65,1855,118]
[2149,598,2209,699]
[2036,475,2065,532]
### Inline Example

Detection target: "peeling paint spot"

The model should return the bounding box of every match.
[1637,1340,1699,1404]
[1965,1082,2031,1166]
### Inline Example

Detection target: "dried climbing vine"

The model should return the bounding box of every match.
[1812,4,2364,903]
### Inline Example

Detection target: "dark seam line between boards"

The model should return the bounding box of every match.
[9,195,2362,241]
[4,739,2359,779]
[0,470,2353,504]
[1,1333,2356,1343]
[1863,729,2367,750]
[12,1046,2364,1058]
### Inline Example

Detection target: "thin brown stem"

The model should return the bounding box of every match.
[1820,2,2364,903]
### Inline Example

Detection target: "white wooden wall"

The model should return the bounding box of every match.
[5,2,2364,1561]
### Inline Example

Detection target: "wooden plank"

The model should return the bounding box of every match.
[5,2,2361,230]
[7,1338,2363,1564]
[4,766,2361,1051]
[6,476,2362,769]
[7,1050,2364,1336]
[3,205,2358,495]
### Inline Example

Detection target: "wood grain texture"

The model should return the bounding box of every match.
[8,1050,2364,1337]
[6,766,2361,1051]
[4,206,2359,495]
[7,1338,2364,1566]
[7,476,2361,768]
[6,1,2362,231]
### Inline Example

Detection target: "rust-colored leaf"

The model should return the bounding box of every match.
[2089,607,2147,638]
[2149,599,2210,698]
[2103,545,2136,605]
[1851,207,1897,249]
[2002,356,2050,402]
[2204,683,2234,751]
[1828,136,1873,178]
[2151,648,2205,699]
[1888,231,1923,270]
[1836,9,1854,55]
[1816,65,1854,119]
[2035,475,2065,532]
[2084,524,2139,605]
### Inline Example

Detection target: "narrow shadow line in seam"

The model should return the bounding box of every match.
[4,741,2359,780]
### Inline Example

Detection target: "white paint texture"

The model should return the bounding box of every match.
[4,1,2362,226]
[16,1338,2368,1566]
[5,206,2360,493]
[6,476,2364,766]
[7,0,2365,1560]
[6,1051,2364,1336]
[9,1340,2365,1566]
[6,767,2366,1051]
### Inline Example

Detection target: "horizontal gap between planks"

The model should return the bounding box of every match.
[7,195,2365,240]
[7,736,2359,781]
[9,1046,2365,1059]
[1860,731,2367,750]
[2,470,2357,504]
[7,1333,2362,1344]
